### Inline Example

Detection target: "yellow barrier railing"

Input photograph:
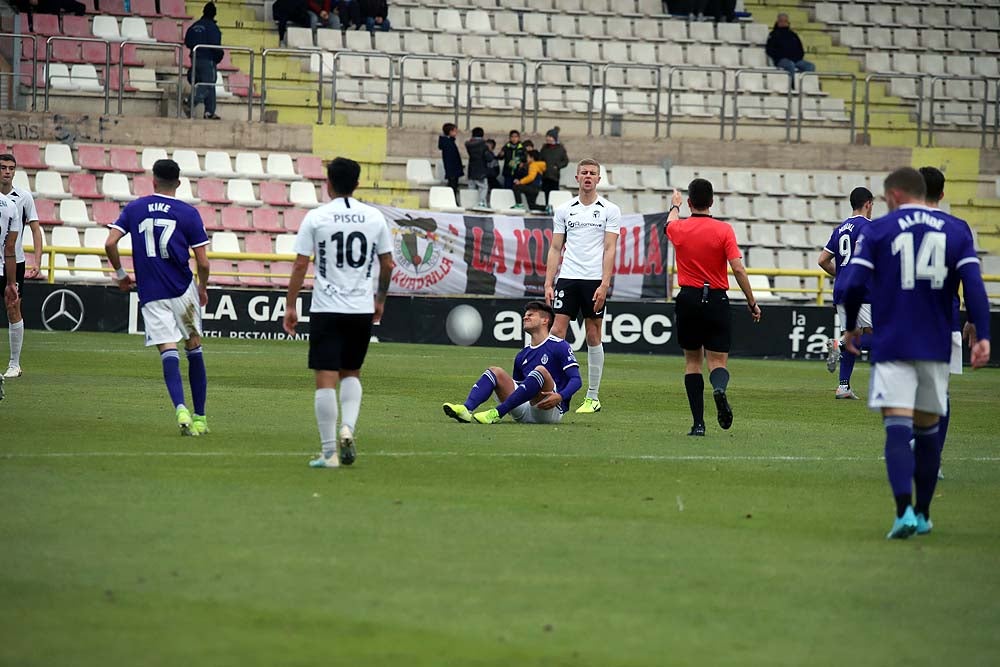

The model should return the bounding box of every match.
[25,245,1000,306]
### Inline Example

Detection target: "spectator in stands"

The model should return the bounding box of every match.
[184,2,224,121]
[438,123,463,201]
[539,126,568,197]
[466,127,490,209]
[359,0,390,32]
[513,151,547,212]
[307,0,341,30]
[15,0,85,18]
[273,0,312,43]
[765,13,814,87]
[337,0,363,29]
[485,139,501,193]
[500,130,526,190]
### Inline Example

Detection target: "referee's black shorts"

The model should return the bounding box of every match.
[308,312,373,371]
[674,286,731,353]
[0,261,26,298]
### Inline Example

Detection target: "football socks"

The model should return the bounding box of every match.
[709,367,729,394]
[160,349,186,409]
[339,376,363,433]
[883,415,915,518]
[464,369,497,411]
[186,346,207,417]
[939,395,950,452]
[586,344,604,400]
[684,373,705,428]
[838,347,856,386]
[314,388,339,457]
[913,422,942,520]
[497,369,544,417]
[8,320,23,367]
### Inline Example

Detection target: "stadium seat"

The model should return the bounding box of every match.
[428,186,464,213]
[243,233,272,255]
[235,152,267,179]
[265,153,298,180]
[406,159,438,185]
[34,199,59,226]
[45,63,77,90]
[458,188,480,210]
[12,143,45,170]
[102,173,135,201]
[59,199,92,227]
[723,196,752,220]
[141,147,168,171]
[12,171,30,192]
[42,143,80,173]
[237,260,271,287]
[490,189,518,212]
[30,13,61,36]
[110,147,144,173]
[160,0,191,18]
[69,173,101,199]
[83,227,108,249]
[172,149,206,177]
[210,231,240,254]
[746,247,775,269]
[121,16,155,42]
[783,198,811,222]
[752,198,782,222]
[221,206,252,232]
[209,260,240,286]
[779,224,809,249]
[77,145,111,171]
[226,179,261,207]
[610,166,642,190]
[198,178,230,205]
[204,151,235,178]
[596,164,616,191]
[250,208,282,233]
[130,0,157,16]
[274,233,297,255]
[73,254,107,283]
[151,18,182,44]
[92,200,121,226]
[35,171,69,199]
[68,64,103,92]
[51,226,82,248]
[282,208,307,233]
[176,177,199,204]
[260,181,290,207]
[729,221,749,245]
[289,182,320,208]
[726,171,756,194]
[195,205,222,231]
[91,15,121,40]
[750,222,781,247]
[639,166,669,191]
[547,190,573,209]
[636,193,664,213]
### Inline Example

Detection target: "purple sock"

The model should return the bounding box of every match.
[884,415,914,517]
[857,332,873,350]
[913,423,942,518]
[464,370,497,411]
[839,349,857,385]
[161,349,186,408]
[497,369,544,417]
[186,346,207,416]
[939,395,950,451]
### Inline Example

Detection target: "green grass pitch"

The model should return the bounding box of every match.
[2,331,1000,666]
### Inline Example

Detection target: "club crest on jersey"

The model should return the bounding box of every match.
[390,214,457,290]
[541,353,549,364]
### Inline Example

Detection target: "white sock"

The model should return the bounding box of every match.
[314,388,339,456]
[339,376,363,433]
[9,320,24,367]
[586,344,604,400]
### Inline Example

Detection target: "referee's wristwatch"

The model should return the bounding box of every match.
[747,301,759,312]
[668,204,681,215]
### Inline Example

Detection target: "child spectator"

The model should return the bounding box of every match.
[438,122,464,200]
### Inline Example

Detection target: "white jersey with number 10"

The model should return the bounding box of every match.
[293,197,392,315]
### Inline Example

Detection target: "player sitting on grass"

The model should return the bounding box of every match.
[443,301,582,425]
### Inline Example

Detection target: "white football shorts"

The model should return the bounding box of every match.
[868,360,949,416]
[142,281,203,347]
[950,330,963,375]
[509,402,564,424]
[837,303,872,331]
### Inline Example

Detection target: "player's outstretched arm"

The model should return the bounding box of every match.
[283,254,310,335]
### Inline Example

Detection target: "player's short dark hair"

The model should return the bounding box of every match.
[919,166,945,203]
[472,126,484,138]
[688,178,714,210]
[442,122,457,135]
[883,167,926,199]
[509,129,520,139]
[152,158,180,184]
[849,186,874,211]
[0,153,15,166]
[327,157,361,196]
[527,150,540,160]
[524,300,555,330]
[486,139,496,148]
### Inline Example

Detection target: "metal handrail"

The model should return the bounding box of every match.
[2,32,37,111]
[397,54,460,128]
[464,56,528,133]
[795,71,857,144]
[663,65,727,140]
[190,44,255,121]
[117,40,184,117]
[598,63,662,137]
[260,47,327,124]
[45,36,111,114]
[729,67,794,142]
[927,74,991,148]
[331,50,395,127]
[863,73,924,146]
[532,60,595,135]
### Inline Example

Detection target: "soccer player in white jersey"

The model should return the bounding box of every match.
[0,153,42,379]
[842,167,990,539]
[0,191,21,401]
[283,157,394,469]
[544,158,620,414]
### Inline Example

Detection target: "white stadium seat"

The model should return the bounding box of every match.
[211,231,240,254]
[102,173,135,201]
[35,171,69,199]
[204,151,235,177]
[226,179,262,207]
[44,143,81,172]
[289,181,320,208]
[266,153,298,180]
[171,149,205,177]
[428,186,464,213]
[73,255,107,282]
[234,152,267,179]
[59,199,91,227]
[141,147,168,171]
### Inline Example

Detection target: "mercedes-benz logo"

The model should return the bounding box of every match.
[41,289,85,332]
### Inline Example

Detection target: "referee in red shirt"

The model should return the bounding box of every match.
[665,178,762,436]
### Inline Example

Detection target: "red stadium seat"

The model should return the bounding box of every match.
[161,0,192,19]
[228,72,258,98]
[109,147,144,173]
[21,38,44,62]
[61,15,91,37]
[82,40,117,65]
[130,0,158,16]
[21,64,45,88]
[243,234,273,254]
[132,175,153,197]
[209,260,239,286]
[13,144,45,170]
[251,208,283,233]
[283,207,307,232]
[78,145,111,171]
[69,173,102,199]
[106,65,138,92]
[195,205,222,231]
[34,199,58,226]
[81,0,98,12]
[99,0,129,15]
[121,43,144,67]
[217,49,237,72]
[151,18,182,44]
[237,260,270,287]
[221,206,252,231]
[260,181,290,207]
[30,14,61,36]
[198,178,231,205]
[297,156,324,180]
[270,261,293,287]
[51,40,84,64]
[92,200,121,225]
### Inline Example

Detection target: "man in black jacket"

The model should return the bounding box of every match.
[465,127,490,208]
[538,126,568,197]
[359,0,391,31]
[185,2,224,120]
[765,13,814,88]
